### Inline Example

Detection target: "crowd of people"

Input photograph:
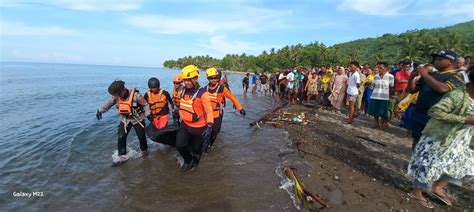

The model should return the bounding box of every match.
[242,50,473,208]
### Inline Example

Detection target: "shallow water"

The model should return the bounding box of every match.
[0,62,305,210]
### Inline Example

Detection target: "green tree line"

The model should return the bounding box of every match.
[163,21,474,72]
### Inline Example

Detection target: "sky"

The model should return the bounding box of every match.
[1,0,473,67]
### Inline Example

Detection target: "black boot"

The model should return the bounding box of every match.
[204,137,216,153]
[192,154,201,167]
[181,162,193,172]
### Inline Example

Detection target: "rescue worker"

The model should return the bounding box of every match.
[204,67,246,152]
[96,80,150,166]
[144,77,174,129]
[176,65,214,172]
[172,75,183,124]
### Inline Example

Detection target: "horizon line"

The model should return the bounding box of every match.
[0,61,168,69]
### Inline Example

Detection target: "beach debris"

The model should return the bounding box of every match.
[258,110,313,127]
[292,117,303,123]
[282,165,331,209]
[249,101,288,127]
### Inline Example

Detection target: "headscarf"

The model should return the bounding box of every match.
[365,74,374,83]
[336,67,346,76]
[321,68,334,91]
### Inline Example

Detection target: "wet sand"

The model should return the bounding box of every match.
[271,104,473,211]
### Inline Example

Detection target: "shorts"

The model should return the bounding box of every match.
[261,84,269,92]
[279,84,286,93]
[287,84,294,91]
[347,94,359,102]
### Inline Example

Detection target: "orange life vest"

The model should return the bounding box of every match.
[172,87,183,108]
[117,88,136,115]
[147,89,167,116]
[206,85,223,118]
[179,89,202,123]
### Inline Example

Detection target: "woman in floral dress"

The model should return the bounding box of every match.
[407,67,474,208]
[305,71,319,106]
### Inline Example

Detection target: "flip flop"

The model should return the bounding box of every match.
[407,192,435,209]
[428,191,453,206]
[343,120,353,124]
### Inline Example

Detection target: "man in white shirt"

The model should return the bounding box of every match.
[368,62,394,129]
[286,70,295,104]
[345,61,361,124]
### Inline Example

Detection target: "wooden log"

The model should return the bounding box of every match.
[263,121,282,125]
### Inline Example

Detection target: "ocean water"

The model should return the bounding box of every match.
[0,62,304,210]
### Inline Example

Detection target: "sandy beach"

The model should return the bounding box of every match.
[269,103,474,211]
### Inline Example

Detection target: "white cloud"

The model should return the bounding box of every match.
[418,1,474,19]
[0,20,76,36]
[338,0,411,16]
[124,6,292,35]
[1,0,141,11]
[125,15,216,35]
[338,0,474,19]
[201,35,270,56]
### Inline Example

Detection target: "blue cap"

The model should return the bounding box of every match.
[431,50,459,61]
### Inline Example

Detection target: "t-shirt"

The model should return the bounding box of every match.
[287,72,295,89]
[370,73,394,100]
[259,74,268,84]
[394,71,411,91]
[294,72,301,89]
[415,70,465,114]
[242,76,249,85]
[358,73,366,93]
[390,67,399,75]
[347,71,361,95]
[269,77,276,86]
[251,75,257,85]
[458,70,470,84]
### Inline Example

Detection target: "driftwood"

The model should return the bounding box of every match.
[282,165,331,209]
[249,101,289,127]
[356,135,387,147]
[263,121,282,126]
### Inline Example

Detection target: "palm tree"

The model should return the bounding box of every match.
[374,52,386,62]
[398,34,422,62]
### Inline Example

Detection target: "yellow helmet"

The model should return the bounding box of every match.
[206,67,219,77]
[181,65,200,79]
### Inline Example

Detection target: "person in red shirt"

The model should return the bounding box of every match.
[394,62,411,99]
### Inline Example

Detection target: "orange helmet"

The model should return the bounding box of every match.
[173,75,183,83]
